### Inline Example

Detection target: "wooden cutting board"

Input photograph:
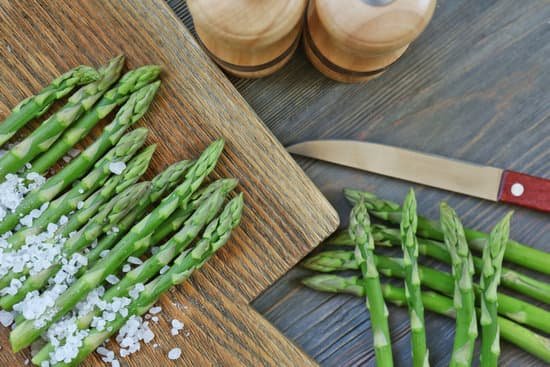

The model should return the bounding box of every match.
[0,1,339,365]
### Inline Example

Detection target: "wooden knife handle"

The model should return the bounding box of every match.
[499,170,550,213]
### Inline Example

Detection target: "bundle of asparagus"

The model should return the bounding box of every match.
[302,189,550,365]
[0,57,244,367]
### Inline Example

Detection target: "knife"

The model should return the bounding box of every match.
[287,140,550,213]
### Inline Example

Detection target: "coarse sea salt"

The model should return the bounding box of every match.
[148,306,162,315]
[0,310,14,327]
[168,348,182,360]
[108,161,126,175]
[116,315,154,358]
[127,256,143,265]
[106,274,120,285]
[171,319,184,335]
[0,172,45,221]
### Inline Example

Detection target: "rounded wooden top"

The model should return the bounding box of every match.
[315,0,436,53]
[188,0,307,46]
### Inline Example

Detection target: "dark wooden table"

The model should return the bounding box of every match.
[169,1,549,365]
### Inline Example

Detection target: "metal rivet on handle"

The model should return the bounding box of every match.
[511,183,524,197]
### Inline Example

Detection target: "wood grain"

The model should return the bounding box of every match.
[188,0,307,78]
[0,0,338,366]
[171,0,549,366]
[305,0,436,82]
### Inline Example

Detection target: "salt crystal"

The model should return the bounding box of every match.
[127,256,142,265]
[77,201,84,210]
[122,264,131,273]
[0,310,14,327]
[111,360,120,367]
[109,161,126,175]
[129,283,144,299]
[106,275,120,285]
[160,265,170,275]
[112,227,119,233]
[97,346,110,356]
[100,250,110,258]
[168,348,181,360]
[171,319,184,330]
[149,306,162,315]
[153,343,159,348]
[152,316,159,323]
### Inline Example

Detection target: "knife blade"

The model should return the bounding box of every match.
[287,140,550,213]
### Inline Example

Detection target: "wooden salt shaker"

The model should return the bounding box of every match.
[187,0,308,78]
[304,0,436,83]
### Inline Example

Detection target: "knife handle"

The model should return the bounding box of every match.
[499,170,550,213]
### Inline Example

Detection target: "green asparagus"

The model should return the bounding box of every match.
[440,203,477,367]
[34,179,238,362]
[302,251,550,333]
[301,275,550,363]
[82,159,194,270]
[400,190,428,367]
[0,65,99,146]
[350,199,393,367]
[0,128,148,240]
[328,226,550,305]
[77,184,229,329]
[5,143,155,251]
[0,143,153,290]
[480,213,512,367]
[0,80,158,236]
[0,182,150,310]
[10,140,224,351]
[0,56,124,177]
[29,65,161,174]
[36,194,243,367]
[344,189,550,275]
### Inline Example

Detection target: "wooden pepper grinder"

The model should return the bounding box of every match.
[187,0,308,78]
[304,0,436,83]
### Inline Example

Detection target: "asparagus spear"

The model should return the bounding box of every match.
[78,183,230,328]
[344,189,550,275]
[0,138,151,291]
[400,190,429,367]
[0,128,148,239]
[0,80,159,236]
[34,179,238,362]
[10,140,224,351]
[480,213,512,367]
[328,226,550,305]
[0,182,150,310]
[0,56,124,177]
[42,194,244,367]
[440,203,477,367]
[350,199,393,367]
[0,66,99,146]
[302,251,550,334]
[82,159,194,270]
[5,143,155,251]
[29,65,161,174]
[301,275,550,363]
